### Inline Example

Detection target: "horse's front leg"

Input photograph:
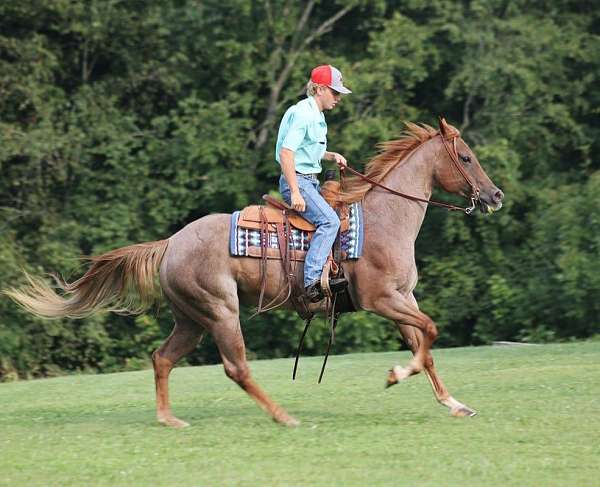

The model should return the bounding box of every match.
[370,290,438,381]
[395,322,476,417]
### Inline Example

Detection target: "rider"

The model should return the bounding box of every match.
[275,64,352,302]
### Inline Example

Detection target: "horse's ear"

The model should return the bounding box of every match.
[438,116,450,139]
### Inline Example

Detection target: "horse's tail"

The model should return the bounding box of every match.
[4,239,169,319]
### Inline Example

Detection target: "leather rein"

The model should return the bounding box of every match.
[342,133,481,214]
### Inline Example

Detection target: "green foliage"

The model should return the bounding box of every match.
[0,0,598,379]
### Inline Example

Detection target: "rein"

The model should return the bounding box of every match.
[342,134,480,214]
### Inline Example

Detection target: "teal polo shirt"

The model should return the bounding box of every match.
[275,96,327,174]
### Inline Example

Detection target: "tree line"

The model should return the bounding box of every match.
[1,0,598,380]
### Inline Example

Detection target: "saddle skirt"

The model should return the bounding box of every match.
[229,186,364,262]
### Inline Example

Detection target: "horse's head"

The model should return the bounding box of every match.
[434,118,504,214]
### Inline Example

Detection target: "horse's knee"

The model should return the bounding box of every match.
[223,363,250,384]
[424,319,438,342]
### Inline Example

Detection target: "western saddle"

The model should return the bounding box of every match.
[237,176,356,383]
[236,179,351,319]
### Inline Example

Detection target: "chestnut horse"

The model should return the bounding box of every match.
[6,119,503,428]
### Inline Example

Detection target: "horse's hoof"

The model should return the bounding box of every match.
[158,416,190,428]
[385,369,398,389]
[284,416,301,427]
[275,414,300,427]
[451,406,477,418]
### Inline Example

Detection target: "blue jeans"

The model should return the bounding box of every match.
[279,174,340,288]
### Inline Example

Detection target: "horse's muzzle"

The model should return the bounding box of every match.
[478,187,504,214]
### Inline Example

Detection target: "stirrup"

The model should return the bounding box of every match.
[329,277,348,294]
[305,282,324,303]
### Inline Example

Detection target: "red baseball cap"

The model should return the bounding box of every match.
[310,65,352,94]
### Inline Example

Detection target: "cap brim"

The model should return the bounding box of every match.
[331,84,352,94]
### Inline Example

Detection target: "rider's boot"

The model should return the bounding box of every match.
[305,278,348,303]
[305,282,324,303]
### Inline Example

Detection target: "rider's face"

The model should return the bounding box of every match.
[316,85,341,111]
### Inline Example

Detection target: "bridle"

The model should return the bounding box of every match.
[439,132,481,214]
[342,132,481,214]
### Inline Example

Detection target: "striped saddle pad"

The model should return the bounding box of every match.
[229,202,364,261]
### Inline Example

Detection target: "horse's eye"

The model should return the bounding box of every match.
[460,154,471,163]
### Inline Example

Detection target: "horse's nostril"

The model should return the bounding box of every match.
[494,189,504,203]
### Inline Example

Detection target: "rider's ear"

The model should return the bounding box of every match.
[438,116,450,139]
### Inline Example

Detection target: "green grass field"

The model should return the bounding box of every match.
[1,342,599,486]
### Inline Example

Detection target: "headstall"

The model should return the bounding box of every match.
[342,132,481,214]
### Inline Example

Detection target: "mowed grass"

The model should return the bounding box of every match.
[1,342,599,487]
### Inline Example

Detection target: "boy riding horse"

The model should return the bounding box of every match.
[275,64,352,302]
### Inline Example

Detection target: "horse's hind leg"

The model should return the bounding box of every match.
[393,324,476,417]
[210,314,300,427]
[152,307,205,428]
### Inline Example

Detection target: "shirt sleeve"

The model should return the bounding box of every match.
[281,111,308,152]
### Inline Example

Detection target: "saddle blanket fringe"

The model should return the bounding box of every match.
[229,202,364,260]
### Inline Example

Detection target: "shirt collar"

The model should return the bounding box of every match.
[307,96,324,119]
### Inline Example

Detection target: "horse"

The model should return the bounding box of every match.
[5,118,504,428]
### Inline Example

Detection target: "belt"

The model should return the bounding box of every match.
[296,172,319,179]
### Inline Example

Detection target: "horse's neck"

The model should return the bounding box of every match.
[362,143,435,246]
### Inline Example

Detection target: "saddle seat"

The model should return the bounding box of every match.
[237,180,349,234]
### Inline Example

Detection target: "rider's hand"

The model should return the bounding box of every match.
[291,191,306,212]
[330,152,347,169]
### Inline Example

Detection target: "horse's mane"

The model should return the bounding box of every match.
[338,122,456,203]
